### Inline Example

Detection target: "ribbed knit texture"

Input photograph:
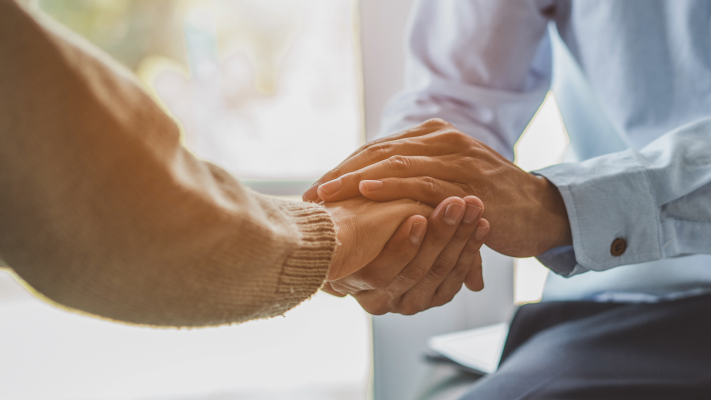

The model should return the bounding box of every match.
[0,0,336,327]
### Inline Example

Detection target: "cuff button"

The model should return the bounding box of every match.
[610,238,627,257]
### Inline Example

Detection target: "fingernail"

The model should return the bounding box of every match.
[319,178,342,195]
[475,224,489,241]
[361,180,383,192]
[463,204,482,224]
[443,203,465,225]
[303,181,320,201]
[409,222,426,245]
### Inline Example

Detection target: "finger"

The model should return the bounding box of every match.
[432,218,490,307]
[317,155,466,202]
[398,197,484,313]
[384,197,467,306]
[465,251,484,292]
[328,215,427,295]
[303,119,457,202]
[355,221,481,317]
[429,256,470,309]
[360,177,468,208]
[320,282,347,297]
[320,136,456,189]
[465,220,489,291]
[352,290,393,316]
[303,181,321,202]
[464,219,489,291]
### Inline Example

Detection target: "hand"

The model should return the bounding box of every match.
[323,196,490,315]
[305,119,572,258]
[324,197,432,281]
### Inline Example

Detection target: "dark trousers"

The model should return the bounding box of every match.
[461,294,711,399]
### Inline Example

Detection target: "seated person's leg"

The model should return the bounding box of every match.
[461,295,711,400]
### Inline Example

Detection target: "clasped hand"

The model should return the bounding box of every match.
[306,119,576,315]
[306,119,572,260]
[319,196,489,315]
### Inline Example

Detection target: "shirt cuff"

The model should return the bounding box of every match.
[534,149,662,274]
[535,245,576,277]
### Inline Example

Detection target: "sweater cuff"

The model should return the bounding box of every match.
[274,201,337,302]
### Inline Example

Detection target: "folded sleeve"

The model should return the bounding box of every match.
[536,117,711,276]
[0,0,336,327]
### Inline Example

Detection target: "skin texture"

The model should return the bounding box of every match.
[305,119,572,259]
[324,196,489,315]
[323,197,432,281]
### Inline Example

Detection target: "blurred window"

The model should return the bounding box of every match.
[38,0,363,191]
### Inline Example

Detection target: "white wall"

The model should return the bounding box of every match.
[359,0,413,141]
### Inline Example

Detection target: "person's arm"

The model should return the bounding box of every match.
[304,0,711,277]
[0,1,434,327]
[379,0,554,157]
[303,0,553,198]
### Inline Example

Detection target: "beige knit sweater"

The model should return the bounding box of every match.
[0,0,337,327]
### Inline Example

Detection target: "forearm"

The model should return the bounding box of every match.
[0,0,336,327]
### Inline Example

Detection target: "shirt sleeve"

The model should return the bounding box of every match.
[536,117,711,276]
[379,0,556,160]
[0,0,336,327]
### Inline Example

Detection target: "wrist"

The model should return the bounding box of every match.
[327,242,344,281]
[534,175,572,252]
[324,205,352,281]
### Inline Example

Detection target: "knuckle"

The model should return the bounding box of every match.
[433,290,457,308]
[341,171,362,186]
[430,293,446,308]
[441,129,468,145]
[327,168,344,182]
[429,260,454,280]
[401,263,430,283]
[398,303,421,316]
[363,302,389,316]
[422,118,450,129]
[420,176,440,194]
[391,272,413,288]
[364,142,389,162]
[386,155,410,173]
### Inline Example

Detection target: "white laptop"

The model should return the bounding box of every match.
[426,323,509,375]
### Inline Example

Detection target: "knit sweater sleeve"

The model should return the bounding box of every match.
[0,0,336,327]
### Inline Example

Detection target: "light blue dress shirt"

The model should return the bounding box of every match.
[381,0,711,302]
